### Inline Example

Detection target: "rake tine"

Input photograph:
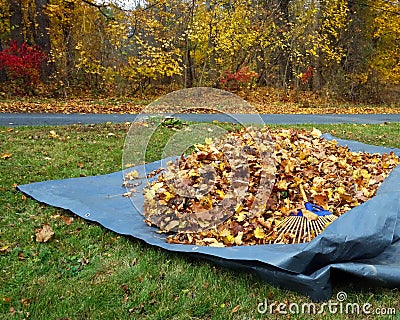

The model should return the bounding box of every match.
[273,184,340,244]
[274,213,338,244]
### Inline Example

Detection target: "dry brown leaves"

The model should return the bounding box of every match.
[135,127,399,247]
[1,153,12,160]
[35,224,54,243]
[0,99,144,114]
[142,127,276,233]
[253,103,400,115]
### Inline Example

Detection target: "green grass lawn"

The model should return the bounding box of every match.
[1,121,399,319]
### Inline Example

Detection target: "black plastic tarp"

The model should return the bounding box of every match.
[17,134,400,301]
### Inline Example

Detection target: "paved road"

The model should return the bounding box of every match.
[1,112,400,126]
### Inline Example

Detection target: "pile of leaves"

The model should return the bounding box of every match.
[136,127,399,246]
[142,127,276,233]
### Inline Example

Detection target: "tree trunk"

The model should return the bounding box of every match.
[63,1,76,86]
[9,0,24,45]
[199,0,215,86]
[184,0,195,88]
[185,36,194,88]
[277,0,292,89]
[312,1,322,91]
[34,0,52,80]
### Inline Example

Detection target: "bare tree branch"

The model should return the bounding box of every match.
[81,0,115,20]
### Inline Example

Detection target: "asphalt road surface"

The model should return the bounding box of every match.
[1,112,400,126]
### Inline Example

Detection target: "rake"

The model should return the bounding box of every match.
[271,185,338,244]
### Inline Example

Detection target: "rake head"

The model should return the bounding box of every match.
[271,202,338,244]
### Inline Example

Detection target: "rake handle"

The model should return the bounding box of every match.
[299,184,308,202]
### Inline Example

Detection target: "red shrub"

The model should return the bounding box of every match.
[300,66,313,85]
[0,41,46,88]
[219,66,258,90]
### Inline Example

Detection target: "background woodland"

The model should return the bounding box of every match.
[0,0,399,103]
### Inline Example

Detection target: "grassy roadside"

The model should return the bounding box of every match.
[1,122,400,319]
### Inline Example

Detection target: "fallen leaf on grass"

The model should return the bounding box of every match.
[49,130,59,139]
[61,216,74,225]
[0,245,10,253]
[20,298,30,306]
[35,224,54,243]
[121,284,131,295]
[1,153,12,160]
[18,252,26,260]
[129,302,145,314]
[231,305,240,313]
[79,257,89,266]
